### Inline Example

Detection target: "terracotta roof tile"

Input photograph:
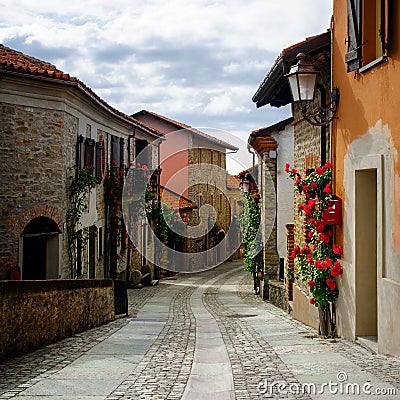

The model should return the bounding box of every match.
[0,44,163,138]
[251,136,278,155]
[227,174,241,190]
[132,110,238,151]
[160,186,197,211]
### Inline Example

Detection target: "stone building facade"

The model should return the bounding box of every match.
[249,118,294,309]
[0,44,162,280]
[132,110,238,270]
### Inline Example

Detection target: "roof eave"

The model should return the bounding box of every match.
[252,31,331,109]
[1,69,164,138]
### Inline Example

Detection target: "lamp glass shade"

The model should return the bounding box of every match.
[242,181,250,192]
[286,56,318,102]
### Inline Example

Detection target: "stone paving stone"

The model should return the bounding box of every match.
[0,285,161,397]
[2,261,400,399]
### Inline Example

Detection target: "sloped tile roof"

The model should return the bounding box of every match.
[160,186,197,211]
[0,44,163,138]
[248,117,293,155]
[250,136,278,155]
[252,31,330,108]
[250,117,294,137]
[227,174,241,190]
[132,110,238,151]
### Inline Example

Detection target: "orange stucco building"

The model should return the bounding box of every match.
[332,0,400,356]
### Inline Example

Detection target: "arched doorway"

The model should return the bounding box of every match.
[22,217,61,280]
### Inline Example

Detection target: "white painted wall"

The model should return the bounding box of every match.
[272,125,294,260]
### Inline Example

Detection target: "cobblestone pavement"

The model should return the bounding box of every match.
[1,260,400,399]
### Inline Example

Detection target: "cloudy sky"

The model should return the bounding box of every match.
[1,0,332,171]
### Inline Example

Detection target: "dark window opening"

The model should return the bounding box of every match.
[85,138,95,171]
[111,135,120,168]
[119,137,125,169]
[279,258,285,281]
[135,139,150,167]
[346,0,389,73]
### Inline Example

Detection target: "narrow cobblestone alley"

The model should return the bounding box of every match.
[1,261,400,400]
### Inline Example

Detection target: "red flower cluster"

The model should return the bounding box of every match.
[330,261,343,276]
[104,165,130,277]
[332,244,343,255]
[326,278,336,291]
[286,161,344,307]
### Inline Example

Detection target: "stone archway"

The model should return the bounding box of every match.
[22,216,61,280]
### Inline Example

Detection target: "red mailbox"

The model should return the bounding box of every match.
[322,197,342,225]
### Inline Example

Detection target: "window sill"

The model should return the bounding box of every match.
[359,56,386,73]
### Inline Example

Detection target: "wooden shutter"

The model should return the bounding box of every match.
[346,0,362,72]
[76,135,85,168]
[382,0,389,55]
[95,141,103,181]
[119,137,125,169]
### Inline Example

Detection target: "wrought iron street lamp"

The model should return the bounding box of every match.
[242,175,251,193]
[286,53,339,127]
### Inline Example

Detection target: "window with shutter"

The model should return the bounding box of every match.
[361,0,389,67]
[347,0,389,73]
[346,0,362,72]
[85,138,95,170]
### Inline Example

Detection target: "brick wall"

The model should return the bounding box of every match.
[292,52,331,296]
[0,279,114,359]
[256,144,280,301]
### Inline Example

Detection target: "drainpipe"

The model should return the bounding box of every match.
[247,143,256,169]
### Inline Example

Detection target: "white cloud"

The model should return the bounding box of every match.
[0,0,332,169]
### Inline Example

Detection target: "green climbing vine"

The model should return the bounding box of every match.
[104,162,132,279]
[240,190,261,274]
[66,166,98,277]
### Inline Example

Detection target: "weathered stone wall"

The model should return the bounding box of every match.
[259,150,279,300]
[0,102,77,278]
[0,279,114,359]
[268,280,287,311]
[187,145,231,259]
